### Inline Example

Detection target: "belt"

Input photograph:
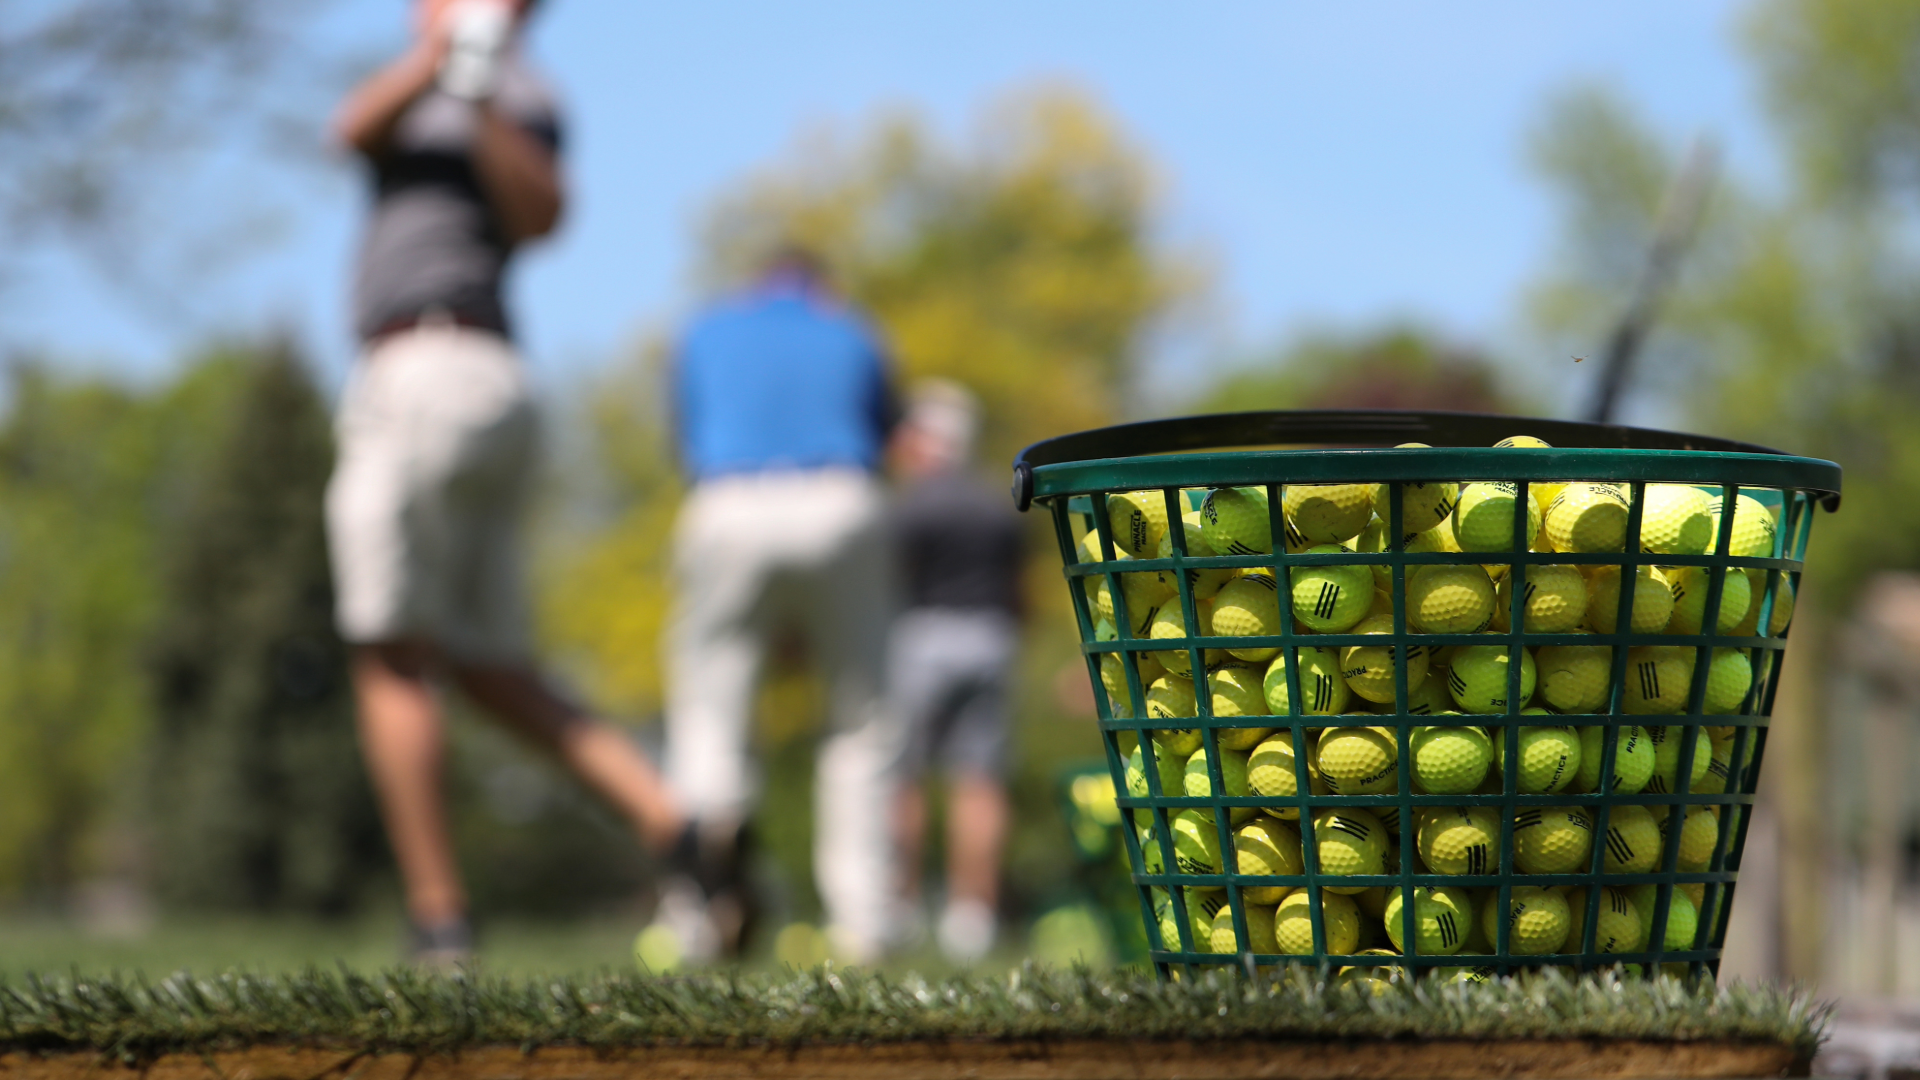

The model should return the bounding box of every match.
[365,309,508,345]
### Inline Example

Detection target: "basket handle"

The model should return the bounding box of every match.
[1010,408,1794,511]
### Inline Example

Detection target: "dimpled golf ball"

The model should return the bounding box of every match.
[1288,547,1373,633]
[1575,725,1655,793]
[1234,817,1304,903]
[1623,645,1694,715]
[1283,483,1374,545]
[1428,961,1499,986]
[1248,732,1326,818]
[1146,676,1202,758]
[1148,602,1211,675]
[1491,564,1588,633]
[1201,486,1274,556]
[1154,886,1222,950]
[1447,644,1537,713]
[1089,572,1171,636]
[1313,807,1388,894]
[1731,574,1795,637]
[1587,564,1675,635]
[1275,890,1361,954]
[1384,885,1474,956]
[1708,493,1779,558]
[1704,648,1755,714]
[1347,518,1396,591]
[1101,651,1163,719]
[1211,572,1284,662]
[1451,481,1543,552]
[1643,724,1713,794]
[1264,646,1351,716]
[1493,435,1568,507]
[1107,490,1171,558]
[1402,676,1458,717]
[1184,745,1255,823]
[1341,614,1430,704]
[1663,805,1721,871]
[1693,735,1737,795]
[1207,665,1274,751]
[1415,805,1500,875]
[1485,886,1570,955]
[1600,804,1662,874]
[1625,884,1700,951]
[1407,564,1497,634]
[1536,638,1613,713]
[1544,482,1632,553]
[1639,484,1715,556]
[1126,743,1188,801]
[1411,725,1493,794]
[1666,565,1752,635]
[1317,727,1399,796]
[1172,809,1225,875]
[1335,950,1409,994]
[1161,513,1236,601]
[1374,443,1460,534]
[1564,886,1642,954]
[1511,805,1594,874]
[1497,726,1582,793]
[1209,900,1279,954]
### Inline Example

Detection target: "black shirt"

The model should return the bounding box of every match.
[895,470,1024,615]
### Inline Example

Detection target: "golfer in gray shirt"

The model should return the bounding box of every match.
[326,0,686,964]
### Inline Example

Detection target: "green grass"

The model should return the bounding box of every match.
[0,964,1828,1062]
[0,916,648,977]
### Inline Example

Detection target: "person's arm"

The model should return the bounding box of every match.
[332,39,445,159]
[472,109,564,244]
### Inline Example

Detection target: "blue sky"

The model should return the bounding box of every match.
[7,1,1771,416]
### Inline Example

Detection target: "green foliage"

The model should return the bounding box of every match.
[145,348,383,914]
[0,359,242,896]
[1746,0,1920,205]
[1189,327,1525,417]
[1524,6,1920,598]
[0,965,1826,1058]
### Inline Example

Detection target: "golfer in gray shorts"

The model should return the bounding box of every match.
[327,0,684,963]
[887,382,1024,962]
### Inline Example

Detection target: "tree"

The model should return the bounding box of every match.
[145,346,384,914]
[1188,328,1524,417]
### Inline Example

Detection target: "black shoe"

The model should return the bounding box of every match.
[664,818,759,960]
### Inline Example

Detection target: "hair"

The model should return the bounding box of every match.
[905,379,981,467]
[761,241,828,285]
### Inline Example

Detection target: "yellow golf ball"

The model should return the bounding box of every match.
[1586,564,1675,635]
[1340,614,1430,704]
[1451,481,1543,552]
[1485,886,1570,955]
[1263,646,1351,716]
[1408,564,1496,634]
[1283,483,1374,545]
[1511,805,1594,873]
[1107,490,1171,557]
[1201,486,1273,557]
[1536,637,1613,713]
[1275,889,1361,954]
[1544,482,1631,553]
[1415,805,1499,876]
[1665,565,1751,635]
[1492,564,1588,633]
[1447,643,1537,713]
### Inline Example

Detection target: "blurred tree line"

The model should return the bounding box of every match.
[1525,0,1920,982]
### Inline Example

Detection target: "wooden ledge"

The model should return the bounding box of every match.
[0,1038,1811,1080]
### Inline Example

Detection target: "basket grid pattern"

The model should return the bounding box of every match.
[1045,461,1818,982]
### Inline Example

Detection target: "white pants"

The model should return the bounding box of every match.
[664,469,899,958]
[326,324,537,661]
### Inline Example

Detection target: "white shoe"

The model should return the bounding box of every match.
[650,877,720,965]
[937,899,996,963]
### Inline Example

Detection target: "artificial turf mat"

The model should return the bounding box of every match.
[0,964,1826,1063]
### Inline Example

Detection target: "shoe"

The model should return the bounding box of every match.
[647,876,720,966]
[937,899,996,964]
[660,817,760,961]
[408,916,473,969]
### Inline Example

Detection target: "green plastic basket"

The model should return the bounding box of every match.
[1012,410,1841,983]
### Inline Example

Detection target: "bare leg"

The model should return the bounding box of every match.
[893,781,928,905]
[946,773,1008,909]
[450,661,685,851]
[353,642,465,928]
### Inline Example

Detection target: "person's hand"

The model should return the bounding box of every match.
[435,0,514,102]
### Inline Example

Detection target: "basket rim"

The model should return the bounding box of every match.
[1010,409,1842,512]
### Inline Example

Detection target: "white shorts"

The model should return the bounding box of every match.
[325,324,538,661]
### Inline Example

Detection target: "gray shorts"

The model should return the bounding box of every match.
[890,608,1018,781]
